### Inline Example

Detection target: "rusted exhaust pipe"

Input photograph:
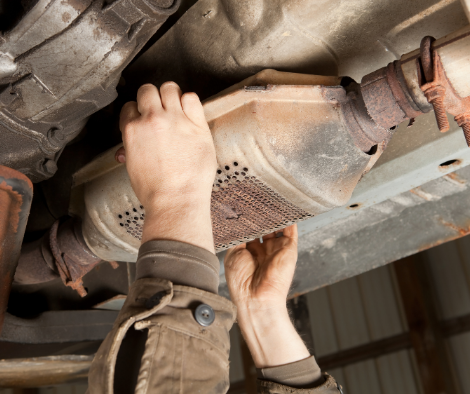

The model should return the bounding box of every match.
[14,218,104,297]
[0,165,32,334]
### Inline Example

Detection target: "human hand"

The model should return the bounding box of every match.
[118,82,217,252]
[225,224,298,309]
[225,225,311,368]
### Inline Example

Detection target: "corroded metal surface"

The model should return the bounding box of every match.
[14,218,111,296]
[340,83,392,152]
[361,61,425,131]
[0,166,32,334]
[211,174,313,250]
[0,0,180,182]
[49,220,103,297]
[418,36,470,145]
[420,36,451,133]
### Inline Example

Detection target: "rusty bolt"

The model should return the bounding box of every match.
[420,36,450,133]
[423,85,450,133]
[455,113,470,147]
[462,123,470,147]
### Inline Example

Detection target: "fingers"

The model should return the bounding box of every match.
[282,224,298,243]
[136,84,162,115]
[262,232,276,241]
[119,101,140,133]
[181,92,207,127]
[246,238,265,263]
[160,81,183,111]
[115,146,126,163]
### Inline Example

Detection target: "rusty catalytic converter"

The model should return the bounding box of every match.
[68,70,395,261]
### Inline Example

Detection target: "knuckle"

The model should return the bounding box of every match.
[142,114,170,131]
[139,83,156,91]
[183,92,199,101]
[161,81,179,89]
[138,84,157,99]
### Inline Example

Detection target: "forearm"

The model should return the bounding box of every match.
[141,193,214,254]
[237,304,311,368]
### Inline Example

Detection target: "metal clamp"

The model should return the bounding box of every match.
[419,36,470,146]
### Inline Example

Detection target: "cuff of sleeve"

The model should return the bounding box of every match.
[257,356,323,388]
[136,240,220,294]
[257,373,341,393]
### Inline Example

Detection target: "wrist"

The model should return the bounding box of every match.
[142,188,211,214]
[237,304,310,368]
[141,194,214,253]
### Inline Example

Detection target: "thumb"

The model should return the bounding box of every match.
[115,146,126,163]
[224,243,247,270]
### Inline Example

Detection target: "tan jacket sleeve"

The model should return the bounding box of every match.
[87,277,237,394]
[258,374,343,393]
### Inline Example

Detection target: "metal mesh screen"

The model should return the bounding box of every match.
[211,171,313,251]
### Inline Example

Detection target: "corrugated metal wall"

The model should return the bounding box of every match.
[306,265,422,394]
[424,237,470,394]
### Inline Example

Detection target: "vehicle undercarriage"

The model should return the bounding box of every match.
[1,0,470,385]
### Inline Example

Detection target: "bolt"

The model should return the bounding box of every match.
[462,124,470,147]
[47,127,65,145]
[73,282,87,298]
[42,159,58,175]
[423,85,450,133]
[431,97,449,133]
[455,113,470,147]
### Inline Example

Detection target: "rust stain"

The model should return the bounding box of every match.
[410,187,433,201]
[108,260,119,269]
[444,171,466,185]
[361,61,421,132]
[46,219,103,297]
[0,165,32,334]
[0,165,33,187]
[419,48,470,145]
[417,217,470,253]
[438,217,470,237]
[0,184,22,237]
[62,12,71,23]
[62,0,89,13]
[438,159,462,173]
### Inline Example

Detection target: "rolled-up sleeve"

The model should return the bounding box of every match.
[136,240,220,294]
